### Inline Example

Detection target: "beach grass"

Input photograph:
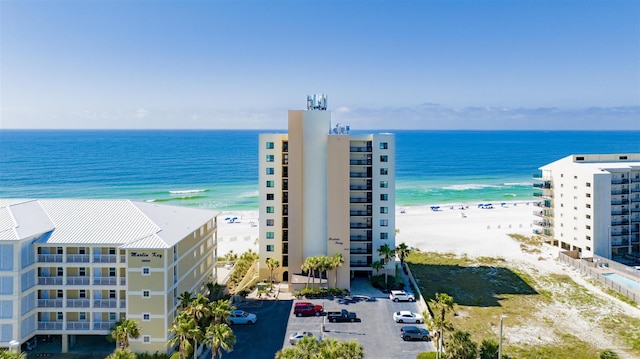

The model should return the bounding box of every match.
[406,251,639,359]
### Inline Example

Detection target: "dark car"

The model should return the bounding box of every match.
[400,326,430,341]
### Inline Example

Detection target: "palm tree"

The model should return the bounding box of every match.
[302,256,319,289]
[445,330,478,359]
[331,253,345,288]
[275,337,364,359]
[395,242,412,268]
[336,339,365,359]
[111,319,141,350]
[317,256,331,289]
[106,348,138,359]
[203,322,236,359]
[177,291,194,309]
[377,243,395,286]
[371,260,383,276]
[168,314,200,359]
[183,294,212,359]
[265,257,280,290]
[479,338,499,359]
[427,292,456,359]
[210,298,234,325]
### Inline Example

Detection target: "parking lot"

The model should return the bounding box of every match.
[217,279,435,359]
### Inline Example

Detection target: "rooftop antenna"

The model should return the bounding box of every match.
[306,94,327,110]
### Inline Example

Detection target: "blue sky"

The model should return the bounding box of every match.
[1,0,639,130]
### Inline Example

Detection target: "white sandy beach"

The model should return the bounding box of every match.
[215,200,540,262]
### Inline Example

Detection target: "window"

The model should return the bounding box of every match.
[586,225,591,230]
[380,168,388,175]
[586,204,591,208]
[79,312,86,321]
[266,245,274,252]
[57,267,63,276]
[586,236,591,241]
[586,214,591,219]
[266,142,274,149]
[143,313,151,321]
[109,248,116,255]
[380,233,388,240]
[380,155,388,162]
[380,219,388,227]
[266,167,275,175]
[142,267,150,276]
[380,207,388,214]
[79,290,86,298]
[380,194,388,201]
[267,193,274,200]
[143,336,151,344]
[57,312,63,320]
[380,142,388,149]
[79,247,86,254]
[266,155,275,162]
[109,290,116,299]
[266,206,274,213]
[380,181,388,188]
[142,290,150,298]
[586,182,591,187]
[266,219,274,227]
[79,267,86,276]
[266,180,274,188]
[110,312,116,321]
[109,268,116,277]
[57,290,63,298]
[586,193,591,198]
[586,246,591,251]
[266,232,275,239]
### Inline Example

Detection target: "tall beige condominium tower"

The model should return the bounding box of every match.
[258,95,396,291]
[535,154,640,260]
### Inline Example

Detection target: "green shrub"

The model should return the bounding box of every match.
[600,349,619,359]
[416,352,437,359]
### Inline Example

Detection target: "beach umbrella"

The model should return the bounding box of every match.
[224,217,231,221]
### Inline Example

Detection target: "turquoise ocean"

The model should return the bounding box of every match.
[1,130,638,211]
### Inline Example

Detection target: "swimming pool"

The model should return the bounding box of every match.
[602,273,640,291]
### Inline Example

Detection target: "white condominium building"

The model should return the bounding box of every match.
[258,95,396,290]
[0,199,218,354]
[535,154,640,260]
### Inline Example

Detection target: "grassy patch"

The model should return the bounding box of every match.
[507,333,599,359]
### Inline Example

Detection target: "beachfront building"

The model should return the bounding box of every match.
[258,95,396,291]
[534,154,640,261]
[0,199,218,355]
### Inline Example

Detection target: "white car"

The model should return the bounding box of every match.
[228,310,257,325]
[393,311,423,323]
[289,331,314,345]
[389,290,416,302]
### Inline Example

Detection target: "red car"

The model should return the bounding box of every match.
[293,302,324,317]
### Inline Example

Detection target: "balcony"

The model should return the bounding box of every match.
[67,322,90,330]
[533,220,552,228]
[611,199,630,205]
[350,222,372,229]
[94,299,118,308]
[533,210,543,217]
[66,299,91,308]
[66,254,90,263]
[120,299,127,308]
[349,172,369,178]
[350,185,372,191]
[350,198,371,204]
[38,277,63,285]
[93,277,118,286]
[611,220,630,226]
[38,322,63,330]
[93,255,117,263]
[611,179,630,184]
[94,322,116,331]
[38,299,63,308]
[66,277,90,286]
[350,146,372,153]
[350,235,372,241]
[38,254,63,263]
[350,248,371,254]
[350,260,372,268]
[350,210,372,216]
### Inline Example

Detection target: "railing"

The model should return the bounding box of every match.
[38,277,63,285]
[349,172,369,178]
[349,198,371,203]
[66,299,91,308]
[120,277,126,285]
[38,254,63,263]
[120,255,127,263]
[66,277,90,285]
[67,322,90,330]
[350,146,372,153]
[533,210,543,217]
[93,277,117,285]
[350,248,371,254]
[611,179,630,184]
[611,221,630,226]
[94,299,118,308]
[93,322,116,330]
[66,254,90,263]
[533,220,551,227]
[349,261,371,267]
[350,235,372,241]
[38,322,63,330]
[350,210,372,216]
[349,159,372,165]
[120,299,127,308]
[93,255,117,263]
[350,223,372,229]
[38,299,63,308]
[350,185,372,190]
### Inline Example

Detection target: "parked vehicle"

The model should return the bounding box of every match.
[294,302,324,317]
[389,290,415,302]
[400,326,430,341]
[289,331,315,344]
[326,309,358,322]
[393,311,423,323]
[228,310,257,324]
